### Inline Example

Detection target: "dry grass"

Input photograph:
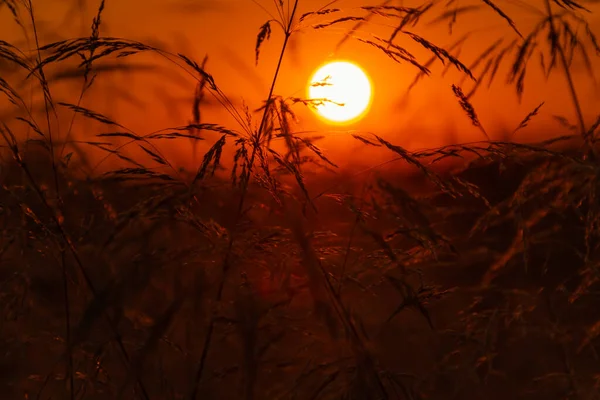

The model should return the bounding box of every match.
[1,0,600,399]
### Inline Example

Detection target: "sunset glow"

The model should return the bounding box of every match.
[307,61,372,124]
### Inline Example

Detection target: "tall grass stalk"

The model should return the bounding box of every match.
[190,2,299,399]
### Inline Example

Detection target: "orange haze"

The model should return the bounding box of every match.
[1,0,599,172]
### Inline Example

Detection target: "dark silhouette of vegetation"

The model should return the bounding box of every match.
[1,0,599,399]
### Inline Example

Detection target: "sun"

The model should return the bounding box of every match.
[307,61,372,124]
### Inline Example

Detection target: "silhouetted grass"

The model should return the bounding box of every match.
[1,0,600,399]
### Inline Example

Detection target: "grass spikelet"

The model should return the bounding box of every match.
[59,102,124,127]
[375,134,460,195]
[0,0,25,30]
[139,145,168,165]
[451,84,489,140]
[188,54,209,156]
[552,0,588,11]
[97,132,143,140]
[481,0,523,38]
[313,16,365,29]
[299,8,340,22]
[255,21,272,66]
[177,53,217,90]
[231,139,249,187]
[295,137,338,168]
[15,117,45,138]
[405,31,475,80]
[0,76,24,107]
[103,167,177,182]
[405,33,471,94]
[193,134,226,183]
[513,102,545,136]
[351,134,381,147]
[0,39,32,71]
[357,36,431,74]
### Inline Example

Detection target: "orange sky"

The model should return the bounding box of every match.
[2,0,600,170]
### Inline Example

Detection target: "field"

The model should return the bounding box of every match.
[1,0,600,399]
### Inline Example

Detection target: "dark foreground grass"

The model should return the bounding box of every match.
[1,0,600,399]
[3,135,600,400]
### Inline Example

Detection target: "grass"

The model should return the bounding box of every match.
[1,0,600,399]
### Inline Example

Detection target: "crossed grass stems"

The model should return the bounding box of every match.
[1,0,600,398]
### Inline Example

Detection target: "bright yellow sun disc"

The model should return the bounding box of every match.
[307,61,372,124]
